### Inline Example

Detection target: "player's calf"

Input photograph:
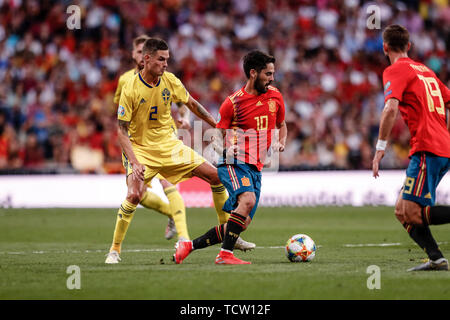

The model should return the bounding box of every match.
[397,198,423,225]
[222,211,247,251]
[236,193,256,224]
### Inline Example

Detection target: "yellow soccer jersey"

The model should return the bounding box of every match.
[118,71,189,147]
[114,68,136,105]
[115,68,178,135]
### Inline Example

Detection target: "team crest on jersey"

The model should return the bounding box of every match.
[117,105,125,117]
[268,100,276,113]
[162,88,171,104]
[241,176,251,187]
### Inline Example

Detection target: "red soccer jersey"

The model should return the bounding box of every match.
[216,85,285,171]
[383,57,450,157]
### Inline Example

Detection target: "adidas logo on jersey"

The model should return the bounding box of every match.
[139,98,146,104]
[256,101,263,106]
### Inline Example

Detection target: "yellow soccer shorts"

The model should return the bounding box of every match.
[122,139,206,186]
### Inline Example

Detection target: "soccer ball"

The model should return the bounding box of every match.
[285,234,316,262]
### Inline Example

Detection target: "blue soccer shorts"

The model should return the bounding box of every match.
[217,163,262,220]
[402,152,450,207]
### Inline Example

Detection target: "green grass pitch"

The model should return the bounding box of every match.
[0,206,449,300]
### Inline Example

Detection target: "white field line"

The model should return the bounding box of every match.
[0,246,301,255]
[6,242,443,256]
[0,248,174,255]
[344,241,448,248]
[343,243,402,247]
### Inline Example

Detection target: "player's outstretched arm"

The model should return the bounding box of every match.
[184,95,217,128]
[277,121,287,152]
[117,120,145,181]
[372,98,399,178]
[175,103,191,130]
[211,128,225,156]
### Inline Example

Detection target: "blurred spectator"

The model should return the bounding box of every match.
[0,0,448,174]
[22,131,44,168]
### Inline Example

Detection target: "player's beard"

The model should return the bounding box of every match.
[135,59,144,71]
[255,75,271,94]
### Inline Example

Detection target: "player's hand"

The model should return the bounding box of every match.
[271,141,285,152]
[225,145,239,160]
[176,119,191,130]
[131,162,145,181]
[372,150,385,178]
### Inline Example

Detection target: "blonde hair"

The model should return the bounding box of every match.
[133,34,151,49]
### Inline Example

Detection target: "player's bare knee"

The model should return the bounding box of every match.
[394,206,404,224]
[407,213,423,226]
[403,202,424,225]
[239,195,256,215]
[245,199,256,212]
[401,207,421,225]
[126,189,143,205]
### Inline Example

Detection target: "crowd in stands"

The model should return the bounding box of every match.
[0,0,448,173]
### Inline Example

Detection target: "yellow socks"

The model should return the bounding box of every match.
[110,199,137,253]
[140,190,171,216]
[164,186,189,240]
[211,184,230,224]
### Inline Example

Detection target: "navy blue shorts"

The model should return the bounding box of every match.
[217,163,262,220]
[402,152,450,207]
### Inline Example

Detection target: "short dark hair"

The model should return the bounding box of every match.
[142,37,169,55]
[243,50,276,79]
[382,24,410,53]
[133,34,150,49]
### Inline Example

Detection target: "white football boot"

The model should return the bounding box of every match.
[407,258,448,271]
[165,218,177,240]
[234,237,256,251]
[105,250,121,264]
